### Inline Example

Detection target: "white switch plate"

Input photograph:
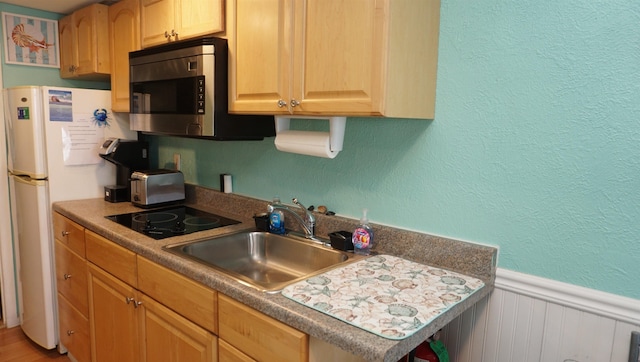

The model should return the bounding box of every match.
[173,153,181,171]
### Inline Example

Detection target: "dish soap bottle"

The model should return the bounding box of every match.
[352,208,374,255]
[269,197,285,234]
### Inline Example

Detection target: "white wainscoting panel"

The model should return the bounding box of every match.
[441,269,640,362]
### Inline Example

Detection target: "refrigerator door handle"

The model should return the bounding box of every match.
[3,92,16,167]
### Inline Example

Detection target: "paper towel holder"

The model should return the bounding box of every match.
[274,116,347,158]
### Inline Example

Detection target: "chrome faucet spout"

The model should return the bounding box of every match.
[267,198,316,239]
[292,198,315,225]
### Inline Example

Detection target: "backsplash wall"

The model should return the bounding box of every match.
[152,0,640,301]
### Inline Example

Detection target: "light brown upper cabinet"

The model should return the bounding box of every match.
[59,4,110,81]
[228,0,441,119]
[108,0,140,112]
[140,0,224,48]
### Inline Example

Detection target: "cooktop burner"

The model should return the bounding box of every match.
[106,206,241,240]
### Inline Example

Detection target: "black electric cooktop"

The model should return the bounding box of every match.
[106,205,241,240]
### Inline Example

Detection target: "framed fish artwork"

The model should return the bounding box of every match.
[2,12,59,68]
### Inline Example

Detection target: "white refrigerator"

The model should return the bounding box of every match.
[3,86,136,349]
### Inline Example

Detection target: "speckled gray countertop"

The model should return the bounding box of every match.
[52,184,497,362]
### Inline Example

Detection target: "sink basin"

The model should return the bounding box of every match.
[163,230,357,293]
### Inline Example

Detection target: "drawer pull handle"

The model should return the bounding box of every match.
[61,231,70,237]
[63,274,72,280]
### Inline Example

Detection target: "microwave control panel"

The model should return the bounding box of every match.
[196,76,205,114]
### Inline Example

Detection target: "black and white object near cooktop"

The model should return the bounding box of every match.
[106,206,240,240]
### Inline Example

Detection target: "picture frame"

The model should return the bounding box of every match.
[2,12,60,68]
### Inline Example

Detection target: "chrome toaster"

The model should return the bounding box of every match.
[130,169,185,207]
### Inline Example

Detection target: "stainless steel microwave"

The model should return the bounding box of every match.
[129,37,274,139]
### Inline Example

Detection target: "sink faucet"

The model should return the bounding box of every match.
[267,198,316,239]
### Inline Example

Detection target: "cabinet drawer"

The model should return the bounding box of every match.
[53,212,85,257]
[58,293,91,362]
[219,339,255,362]
[85,230,137,287]
[219,295,308,362]
[137,256,217,334]
[55,240,88,316]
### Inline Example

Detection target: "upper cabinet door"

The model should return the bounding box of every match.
[228,0,293,115]
[109,0,141,112]
[58,15,75,78]
[141,0,224,48]
[74,6,99,74]
[292,0,384,115]
[59,4,110,80]
[175,0,224,40]
[140,0,174,47]
[228,0,441,119]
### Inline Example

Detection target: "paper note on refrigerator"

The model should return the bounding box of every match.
[60,113,105,165]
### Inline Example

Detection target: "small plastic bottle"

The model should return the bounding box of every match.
[352,208,374,255]
[269,197,286,234]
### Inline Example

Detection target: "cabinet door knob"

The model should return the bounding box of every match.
[277,99,287,108]
[61,231,70,237]
[164,30,170,38]
[290,99,300,107]
[66,330,74,336]
[63,273,72,280]
[126,297,142,308]
[171,29,178,37]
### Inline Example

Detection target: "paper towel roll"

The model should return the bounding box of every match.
[274,130,339,159]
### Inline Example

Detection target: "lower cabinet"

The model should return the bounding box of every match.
[56,224,360,362]
[218,294,308,362]
[140,294,216,361]
[86,230,217,362]
[54,213,90,362]
[57,292,91,362]
[218,339,255,362]
[88,263,140,362]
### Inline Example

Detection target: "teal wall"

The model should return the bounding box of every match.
[152,1,640,300]
[0,3,108,89]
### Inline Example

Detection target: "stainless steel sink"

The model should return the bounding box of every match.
[163,230,357,293]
